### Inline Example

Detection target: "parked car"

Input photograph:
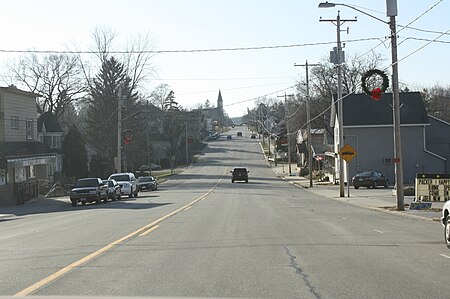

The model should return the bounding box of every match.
[227,135,232,139]
[237,131,242,137]
[140,163,162,171]
[137,176,158,191]
[149,163,162,170]
[231,167,249,183]
[70,178,108,206]
[108,172,138,198]
[103,179,121,201]
[210,132,220,140]
[352,171,389,189]
[250,133,257,139]
[441,201,450,249]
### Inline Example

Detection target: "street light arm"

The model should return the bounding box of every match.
[318,2,388,24]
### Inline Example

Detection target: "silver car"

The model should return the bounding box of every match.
[103,179,121,201]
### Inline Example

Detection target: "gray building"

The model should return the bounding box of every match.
[0,86,58,206]
[341,92,448,185]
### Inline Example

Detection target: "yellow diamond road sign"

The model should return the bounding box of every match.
[339,144,357,163]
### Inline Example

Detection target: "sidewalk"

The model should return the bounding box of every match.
[269,162,443,222]
[0,169,185,221]
[0,195,72,220]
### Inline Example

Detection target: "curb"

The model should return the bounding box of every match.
[290,179,440,222]
[0,214,15,220]
[265,151,440,223]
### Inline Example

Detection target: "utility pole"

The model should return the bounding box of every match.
[116,84,123,173]
[185,122,189,165]
[387,0,404,210]
[320,11,356,197]
[278,92,295,176]
[295,60,320,188]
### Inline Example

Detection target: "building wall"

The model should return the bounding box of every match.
[0,184,15,206]
[0,89,37,142]
[344,126,446,184]
[426,116,450,173]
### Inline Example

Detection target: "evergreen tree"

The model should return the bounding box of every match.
[162,91,184,158]
[62,125,88,179]
[86,56,144,173]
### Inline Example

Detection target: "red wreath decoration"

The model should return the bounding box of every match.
[361,69,389,101]
[123,129,134,145]
[371,87,382,100]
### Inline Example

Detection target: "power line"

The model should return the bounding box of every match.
[223,86,295,107]
[178,82,295,96]
[397,0,444,35]
[397,29,450,65]
[399,36,450,44]
[398,25,450,36]
[0,37,382,55]
[153,76,296,81]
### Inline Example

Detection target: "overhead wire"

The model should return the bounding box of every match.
[223,85,296,107]
[293,0,448,133]
[178,82,296,96]
[0,37,382,55]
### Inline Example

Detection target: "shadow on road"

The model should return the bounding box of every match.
[0,199,172,218]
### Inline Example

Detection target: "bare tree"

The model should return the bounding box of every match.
[422,84,450,122]
[5,53,87,119]
[307,51,385,99]
[123,33,158,92]
[150,84,172,110]
[295,50,385,130]
[81,26,157,95]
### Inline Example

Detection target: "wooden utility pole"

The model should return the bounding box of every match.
[277,93,295,176]
[295,61,320,188]
[320,11,356,197]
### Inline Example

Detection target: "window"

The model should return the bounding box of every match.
[0,169,6,185]
[11,117,19,129]
[44,136,51,145]
[52,136,61,149]
[27,165,36,178]
[26,120,33,140]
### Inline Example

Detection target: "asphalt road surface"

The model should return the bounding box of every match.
[1,128,449,298]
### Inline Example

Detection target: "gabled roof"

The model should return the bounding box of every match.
[37,112,63,133]
[0,141,56,159]
[343,92,429,126]
[0,85,41,97]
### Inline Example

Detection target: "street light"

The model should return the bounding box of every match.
[318,0,404,210]
[319,1,388,24]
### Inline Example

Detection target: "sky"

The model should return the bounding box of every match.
[0,0,448,117]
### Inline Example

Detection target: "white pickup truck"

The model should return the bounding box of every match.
[109,172,139,198]
[441,201,450,248]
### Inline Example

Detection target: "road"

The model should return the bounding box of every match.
[1,128,449,298]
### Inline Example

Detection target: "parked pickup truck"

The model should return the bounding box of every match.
[70,178,108,206]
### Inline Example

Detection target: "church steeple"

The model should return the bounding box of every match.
[217,90,223,109]
[217,90,224,123]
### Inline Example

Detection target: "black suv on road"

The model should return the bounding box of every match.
[231,168,249,183]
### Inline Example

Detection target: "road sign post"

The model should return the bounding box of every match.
[339,144,357,197]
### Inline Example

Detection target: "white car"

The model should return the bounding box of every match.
[441,201,450,249]
[108,173,138,198]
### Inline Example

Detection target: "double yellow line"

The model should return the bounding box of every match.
[14,169,226,296]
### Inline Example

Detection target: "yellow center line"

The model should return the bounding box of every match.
[184,206,192,211]
[14,168,227,297]
[138,224,160,237]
